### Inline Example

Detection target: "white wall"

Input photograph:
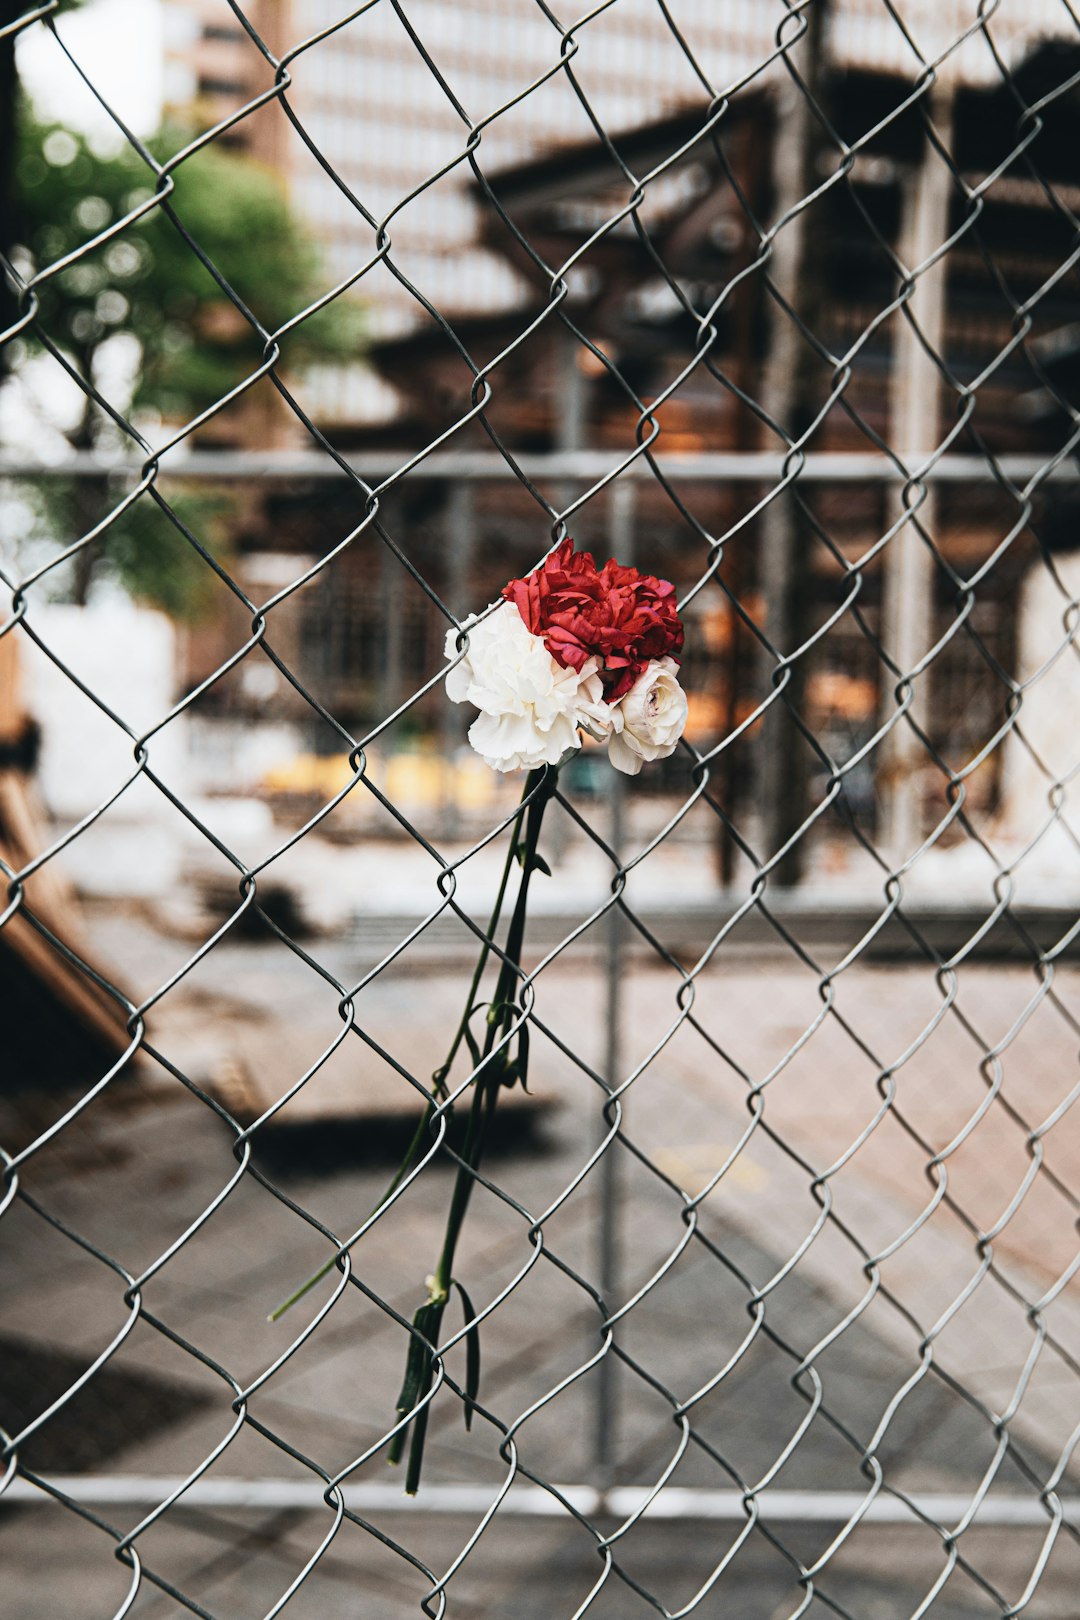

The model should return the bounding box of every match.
[999,553,1080,851]
[20,600,191,895]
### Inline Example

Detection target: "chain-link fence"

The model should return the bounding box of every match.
[5,0,1080,1615]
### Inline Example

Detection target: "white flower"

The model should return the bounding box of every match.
[607,657,687,776]
[445,601,612,772]
[575,688,622,744]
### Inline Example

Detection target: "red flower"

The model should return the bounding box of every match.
[502,539,683,701]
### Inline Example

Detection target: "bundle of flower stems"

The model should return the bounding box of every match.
[272,540,687,1494]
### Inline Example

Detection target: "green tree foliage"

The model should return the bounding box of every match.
[8,111,362,611]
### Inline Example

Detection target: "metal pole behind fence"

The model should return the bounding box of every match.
[594,476,635,1479]
[879,82,956,862]
[755,0,831,887]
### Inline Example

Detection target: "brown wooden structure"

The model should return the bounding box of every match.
[0,637,132,1093]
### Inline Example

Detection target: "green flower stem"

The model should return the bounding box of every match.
[389,764,559,1491]
[431,771,540,1091]
[432,766,555,1295]
[268,772,544,1327]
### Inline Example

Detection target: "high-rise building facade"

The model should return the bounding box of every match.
[163,0,1073,431]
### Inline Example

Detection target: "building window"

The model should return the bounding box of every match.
[202,23,245,41]
[197,76,249,98]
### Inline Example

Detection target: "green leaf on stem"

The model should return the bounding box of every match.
[404,1399,432,1496]
[516,1020,531,1091]
[501,1030,530,1091]
[452,1279,482,1431]
[512,843,551,877]
[365,768,558,1493]
[389,1300,439,1467]
[463,1018,483,1071]
[487,997,518,1031]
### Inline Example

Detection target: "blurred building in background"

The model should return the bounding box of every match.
[155,1,1080,853]
[159,0,1076,435]
[10,0,1080,883]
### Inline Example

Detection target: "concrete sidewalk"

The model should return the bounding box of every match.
[3,936,1080,1616]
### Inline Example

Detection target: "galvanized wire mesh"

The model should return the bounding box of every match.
[4,0,1080,1615]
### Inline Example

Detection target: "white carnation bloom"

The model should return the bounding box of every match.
[607,657,687,776]
[445,601,611,772]
[576,689,622,743]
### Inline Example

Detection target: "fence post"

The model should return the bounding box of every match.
[379,536,405,731]
[594,475,634,1479]
[756,0,832,886]
[878,84,955,860]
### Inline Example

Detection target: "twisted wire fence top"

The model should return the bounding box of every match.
[4,1,1080,1616]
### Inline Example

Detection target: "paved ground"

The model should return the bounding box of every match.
[7,1509,1080,1619]
[4,895,1080,1616]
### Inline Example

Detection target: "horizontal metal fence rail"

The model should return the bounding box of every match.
[4,450,1080,480]
[8,1476,1080,1528]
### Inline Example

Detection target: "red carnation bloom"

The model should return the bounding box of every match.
[502,539,683,701]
